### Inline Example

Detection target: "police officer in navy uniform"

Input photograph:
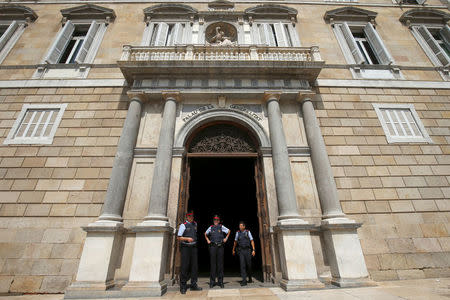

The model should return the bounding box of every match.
[232,221,255,286]
[204,215,230,288]
[177,210,202,294]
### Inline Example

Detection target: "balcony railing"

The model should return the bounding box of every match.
[120,45,322,63]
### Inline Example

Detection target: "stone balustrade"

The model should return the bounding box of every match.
[120,45,322,63]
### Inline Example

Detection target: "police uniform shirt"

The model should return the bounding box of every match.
[178,221,196,236]
[234,230,254,241]
[205,224,230,235]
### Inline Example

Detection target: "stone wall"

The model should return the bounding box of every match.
[0,87,128,292]
[317,86,450,281]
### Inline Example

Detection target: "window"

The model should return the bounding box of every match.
[44,20,105,65]
[411,25,450,67]
[334,22,394,65]
[252,22,300,47]
[143,22,190,46]
[4,104,66,145]
[373,104,432,144]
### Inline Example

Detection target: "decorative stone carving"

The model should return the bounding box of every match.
[208,0,234,11]
[189,124,256,153]
[206,22,237,46]
[60,4,116,22]
[0,5,37,22]
[399,8,450,26]
[323,7,377,24]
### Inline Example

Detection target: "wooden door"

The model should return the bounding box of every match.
[254,156,273,282]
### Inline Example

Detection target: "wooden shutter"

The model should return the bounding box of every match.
[260,23,275,46]
[341,23,365,64]
[364,23,394,65]
[172,23,184,45]
[418,25,450,66]
[75,21,100,64]
[154,22,169,46]
[273,22,288,47]
[251,24,261,45]
[0,21,19,51]
[44,20,75,64]
[287,23,301,47]
[439,25,450,48]
[141,23,154,46]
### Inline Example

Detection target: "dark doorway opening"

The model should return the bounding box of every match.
[187,157,263,280]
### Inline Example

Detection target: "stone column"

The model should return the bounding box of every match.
[65,93,145,298]
[123,92,178,296]
[264,91,323,291]
[301,96,374,288]
[98,94,144,222]
[301,97,344,219]
[144,91,180,225]
[264,91,301,222]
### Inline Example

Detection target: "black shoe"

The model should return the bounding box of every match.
[248,278,253,283]
[190,285,202,291]
[209,282,215,288]
[219,282,224,288]
[180,288,187,294]
[240,281,247,286]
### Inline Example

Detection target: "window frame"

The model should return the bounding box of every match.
[252,21,300,47]
[410,24,450,68]
[0,20,27,64]
[373,103,432,144]
[4,103,67,145]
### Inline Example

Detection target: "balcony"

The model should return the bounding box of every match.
[118,45,325,86]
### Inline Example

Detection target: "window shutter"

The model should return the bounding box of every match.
[439,25,450,48]
[261,23,276,46]
[154,22,169,46]
[251,25,261,45]
[273,22,288,47]
[172,23,184,45]
[418,25,450,66]
[0,21,19,51]
[44,20,75,64]
[141,23,154,46]
[340,23,365,64]
[75,21,100,64]
[364,23,394,65]
[287,24,301,47]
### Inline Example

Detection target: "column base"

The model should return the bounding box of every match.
[321,217,375,287]
[331,277,377,288]
[124,221,173,296]
[64,221,126,298]
[121,280,168,297]
[275,219,324,291]
[280,279,325,291]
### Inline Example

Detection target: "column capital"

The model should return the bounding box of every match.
[297,92,315,104]
[263,90,283,103]
[127,91,147,103]
[162,91,182,102]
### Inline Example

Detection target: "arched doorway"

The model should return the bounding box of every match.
[174,121,272,284]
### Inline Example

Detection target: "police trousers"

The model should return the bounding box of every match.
[180,245,198,288]
[209,244,224,283]
[238,248,252,281]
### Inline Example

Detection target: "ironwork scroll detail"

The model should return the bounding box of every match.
[189,124,256,153]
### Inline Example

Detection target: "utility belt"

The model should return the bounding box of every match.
[210,242,223,247]
[238,246,251,251]
[181,241,197,247]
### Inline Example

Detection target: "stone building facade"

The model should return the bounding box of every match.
[0,0,448,297]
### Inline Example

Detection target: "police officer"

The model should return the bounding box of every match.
[232,221,255,286]
[204,215,230,288]
[177,210,202,294]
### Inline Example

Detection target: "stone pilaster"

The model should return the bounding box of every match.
[264,91,323,291]
[300,95,374,288]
